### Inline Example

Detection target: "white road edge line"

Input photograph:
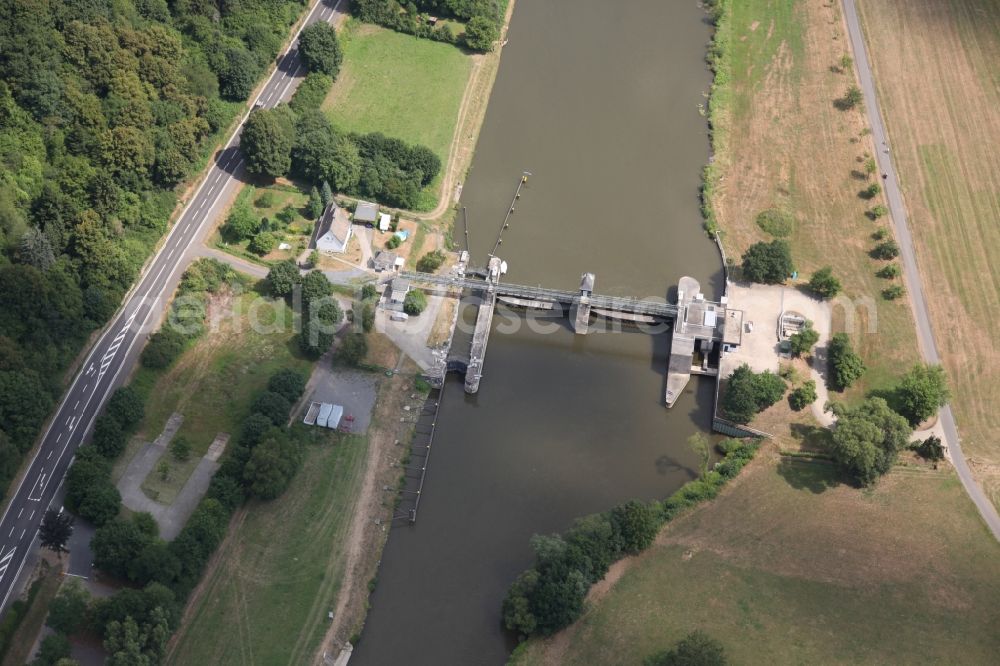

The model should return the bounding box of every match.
[0,0,337,615]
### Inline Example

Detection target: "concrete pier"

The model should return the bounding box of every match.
[572,273,595,334]
[464,257,503,394]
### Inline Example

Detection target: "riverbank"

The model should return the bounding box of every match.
[510,444,1000,664]
[507,0,1000,660]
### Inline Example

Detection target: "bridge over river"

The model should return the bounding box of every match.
[399,265,744,404]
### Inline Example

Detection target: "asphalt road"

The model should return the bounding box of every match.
[0,0,348,613]
[842,0,1000,541]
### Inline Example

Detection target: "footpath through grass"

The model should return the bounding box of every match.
[166,430,369,666]
[855,0,1000,507]
[323,21,472,167]
[512,454,1000,665]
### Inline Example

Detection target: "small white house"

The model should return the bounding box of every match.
[354,201,379,224]
[314,203,352,254]
[378,212,391,232]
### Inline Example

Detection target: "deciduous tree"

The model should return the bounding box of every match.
[39,510,74,557]
[827,333,865,390]
[266,260,300,297]
[807,266,841,299]
[826,397,909,485]
[298,23,343,77]
[46,579,90,635]
[241,106,296,178]
[895,364,949,426]
[740,240,793,284]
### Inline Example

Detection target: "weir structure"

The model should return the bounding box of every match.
[402,268,744,403]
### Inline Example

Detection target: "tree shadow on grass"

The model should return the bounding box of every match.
[777,458,843,494]
[776,423,845,494]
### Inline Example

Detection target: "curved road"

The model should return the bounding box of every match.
[842,0,1000,540]
[0,0,347,613]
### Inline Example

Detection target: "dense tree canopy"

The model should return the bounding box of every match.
[45,579,90,636]
[721,364,786,424]
[352,0,501,52]
[895,364,949,426]
[826,398,910,486]
[298,23,343,77]
[291,111,441,209]
[241,106,297,178]
[741,240,794,284]
[266,260,301,297]
[0,0,309,497]
[827,333,865,390]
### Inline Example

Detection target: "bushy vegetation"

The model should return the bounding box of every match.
[353,0,502,51]
[788,380,817,411]
[895,364,949,426]
[290,72,334,114]
[416,249,446,273]
[141,260,238,370]
[403,289,427,315]
[0,0,309,497]
[827,333,865,390]
[503,439,760,641]
[294,271,343,359]
[740,240,793,284]
[788,323,819,357]
[872,240,899,260]
[754,208,794,237]
[645,630,728,666]
[720,364,786,424]
[910,435,945,462]
[876,263,900,279]
[882,284,904,300]
[807,266,841,298]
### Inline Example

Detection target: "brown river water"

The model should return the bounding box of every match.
[354,1,721,663]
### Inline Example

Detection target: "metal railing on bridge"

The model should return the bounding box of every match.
[399,271,679,318]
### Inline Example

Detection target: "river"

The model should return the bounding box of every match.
[353,1,720,663]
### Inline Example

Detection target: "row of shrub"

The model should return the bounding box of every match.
[352,0,503,52]
[502,438,760,640]
[66,260,239,527]
[85,366,307,601]
[55,260,311,662]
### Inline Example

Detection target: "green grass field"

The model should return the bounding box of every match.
[323,22,472,164]
[165,431,369,666]
[511,457,1000,665]
[124,292,312,504]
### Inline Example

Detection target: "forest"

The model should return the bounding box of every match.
[0,0,310,496]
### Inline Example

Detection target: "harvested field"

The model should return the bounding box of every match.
[855,0,1000,507]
